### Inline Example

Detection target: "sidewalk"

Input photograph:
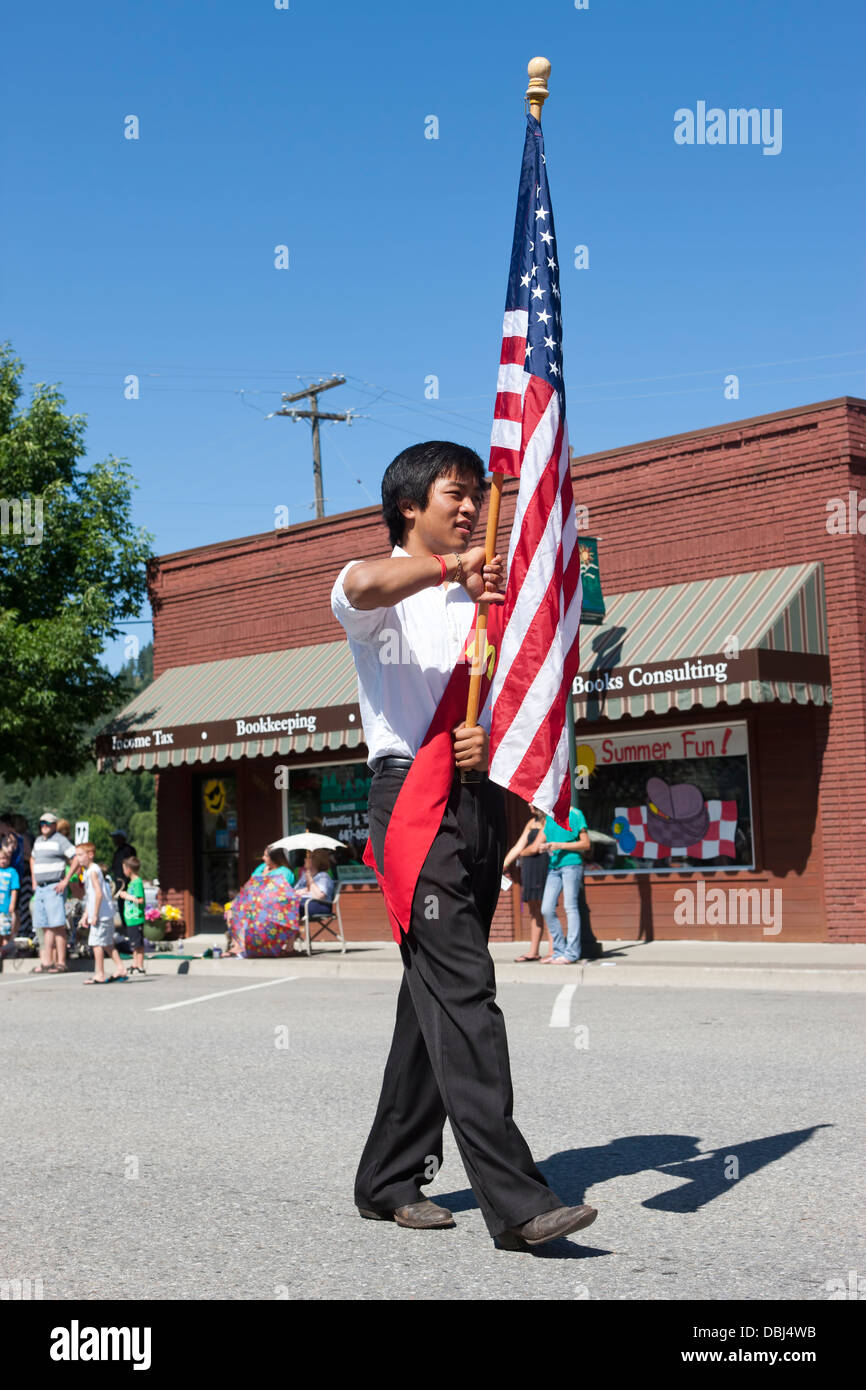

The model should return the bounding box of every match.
[112,934,866,993]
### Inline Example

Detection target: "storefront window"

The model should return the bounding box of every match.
[196,774,240,926]
[578,721,754,873]
[285,762,372,861]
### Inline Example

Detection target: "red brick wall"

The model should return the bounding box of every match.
[150,397,866,942]
[582,704,827,943]
[565,397,864,941]
[237,761,282,883]
[842,412,866,934]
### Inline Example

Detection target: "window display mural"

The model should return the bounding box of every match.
[578,722,754,873]
[286,762,372,859]
[196,774,239,927]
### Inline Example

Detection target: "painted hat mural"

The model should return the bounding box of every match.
[645,778,710,846]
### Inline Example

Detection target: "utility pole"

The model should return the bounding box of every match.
[272,375,352,519]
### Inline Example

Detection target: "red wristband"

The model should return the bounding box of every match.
[432,553,447,583]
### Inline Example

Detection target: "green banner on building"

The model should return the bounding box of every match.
[578,536,605,626]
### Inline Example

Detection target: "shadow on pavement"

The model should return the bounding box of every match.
[438,1125,832,1220]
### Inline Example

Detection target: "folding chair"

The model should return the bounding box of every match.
[301,882,345,956]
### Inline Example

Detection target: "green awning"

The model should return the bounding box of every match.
[97,642,363,772]
[573,562,831,721]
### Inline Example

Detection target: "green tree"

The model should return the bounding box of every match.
[0,766,155,836]
[130,809,157,879]
[0,344,154,779]
[88,814,115,868]
[112,640,154,702]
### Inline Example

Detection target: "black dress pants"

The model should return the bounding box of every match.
[354,765,562,1237]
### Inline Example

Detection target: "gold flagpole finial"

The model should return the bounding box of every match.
[526,57,551,121]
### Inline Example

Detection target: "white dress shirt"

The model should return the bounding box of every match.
[331,545,492,767]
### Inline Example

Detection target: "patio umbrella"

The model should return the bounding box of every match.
[227,872,299,956]
[268,832,346,852]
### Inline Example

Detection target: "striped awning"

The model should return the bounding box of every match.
[574,562,831,722]
[97,642,363,772]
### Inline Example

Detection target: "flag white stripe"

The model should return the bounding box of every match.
[490,418,522,450]
[496,363,528,395]
[502,309,529,336]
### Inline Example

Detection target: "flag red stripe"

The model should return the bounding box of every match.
[499,337,526,366]
[489,444,521,476]
[494,390,523,423]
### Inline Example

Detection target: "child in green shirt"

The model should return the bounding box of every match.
[118,856,146,975]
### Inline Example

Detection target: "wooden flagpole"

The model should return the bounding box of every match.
[463,57,552,737]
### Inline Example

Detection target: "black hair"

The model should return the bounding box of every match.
[381,441,488,547]
[264,846,290,869]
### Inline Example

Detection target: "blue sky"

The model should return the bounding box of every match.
[3,0,864,669]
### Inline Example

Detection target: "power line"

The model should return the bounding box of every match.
[24,346,864,389]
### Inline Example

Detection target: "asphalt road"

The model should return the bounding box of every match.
[2,966,862,1301]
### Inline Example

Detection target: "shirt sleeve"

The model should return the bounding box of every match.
[331,561,391,645]
[10,868,19,889]
[57,834,75,859]
[313,872,334,898]
[571,809,589,835]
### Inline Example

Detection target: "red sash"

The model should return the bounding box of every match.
[363,603,503,943]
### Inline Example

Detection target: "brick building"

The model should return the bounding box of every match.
[98,396,866,943]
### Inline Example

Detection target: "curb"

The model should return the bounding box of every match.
[59,955,866,993]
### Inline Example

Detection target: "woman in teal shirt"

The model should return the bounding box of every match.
[251,845,296,885]
[538,807,590,963]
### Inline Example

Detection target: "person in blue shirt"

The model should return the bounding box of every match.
[0,844,20,944]
[538,807,591,963]
[295,849,335,918]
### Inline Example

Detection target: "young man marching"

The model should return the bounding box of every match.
[331,440,598,1250]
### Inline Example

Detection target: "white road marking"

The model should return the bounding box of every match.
[149,976,298,1012]
[549,982,578,1027]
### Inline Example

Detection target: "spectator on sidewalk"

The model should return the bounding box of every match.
[117,856,146,975]
[63,847,87,956]
[79,842,127,985]
[295,849,335,919]
[0,813,33,940]
[538,806,591,965]
[10,814,33,857]
[252,845,296,886]
[109,829,137,904]
[503,806,552,962]
[30,812,77,974]
[225,846,299,955]
[0,843,20,953]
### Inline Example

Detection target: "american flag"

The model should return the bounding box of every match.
[487,112,582,822]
